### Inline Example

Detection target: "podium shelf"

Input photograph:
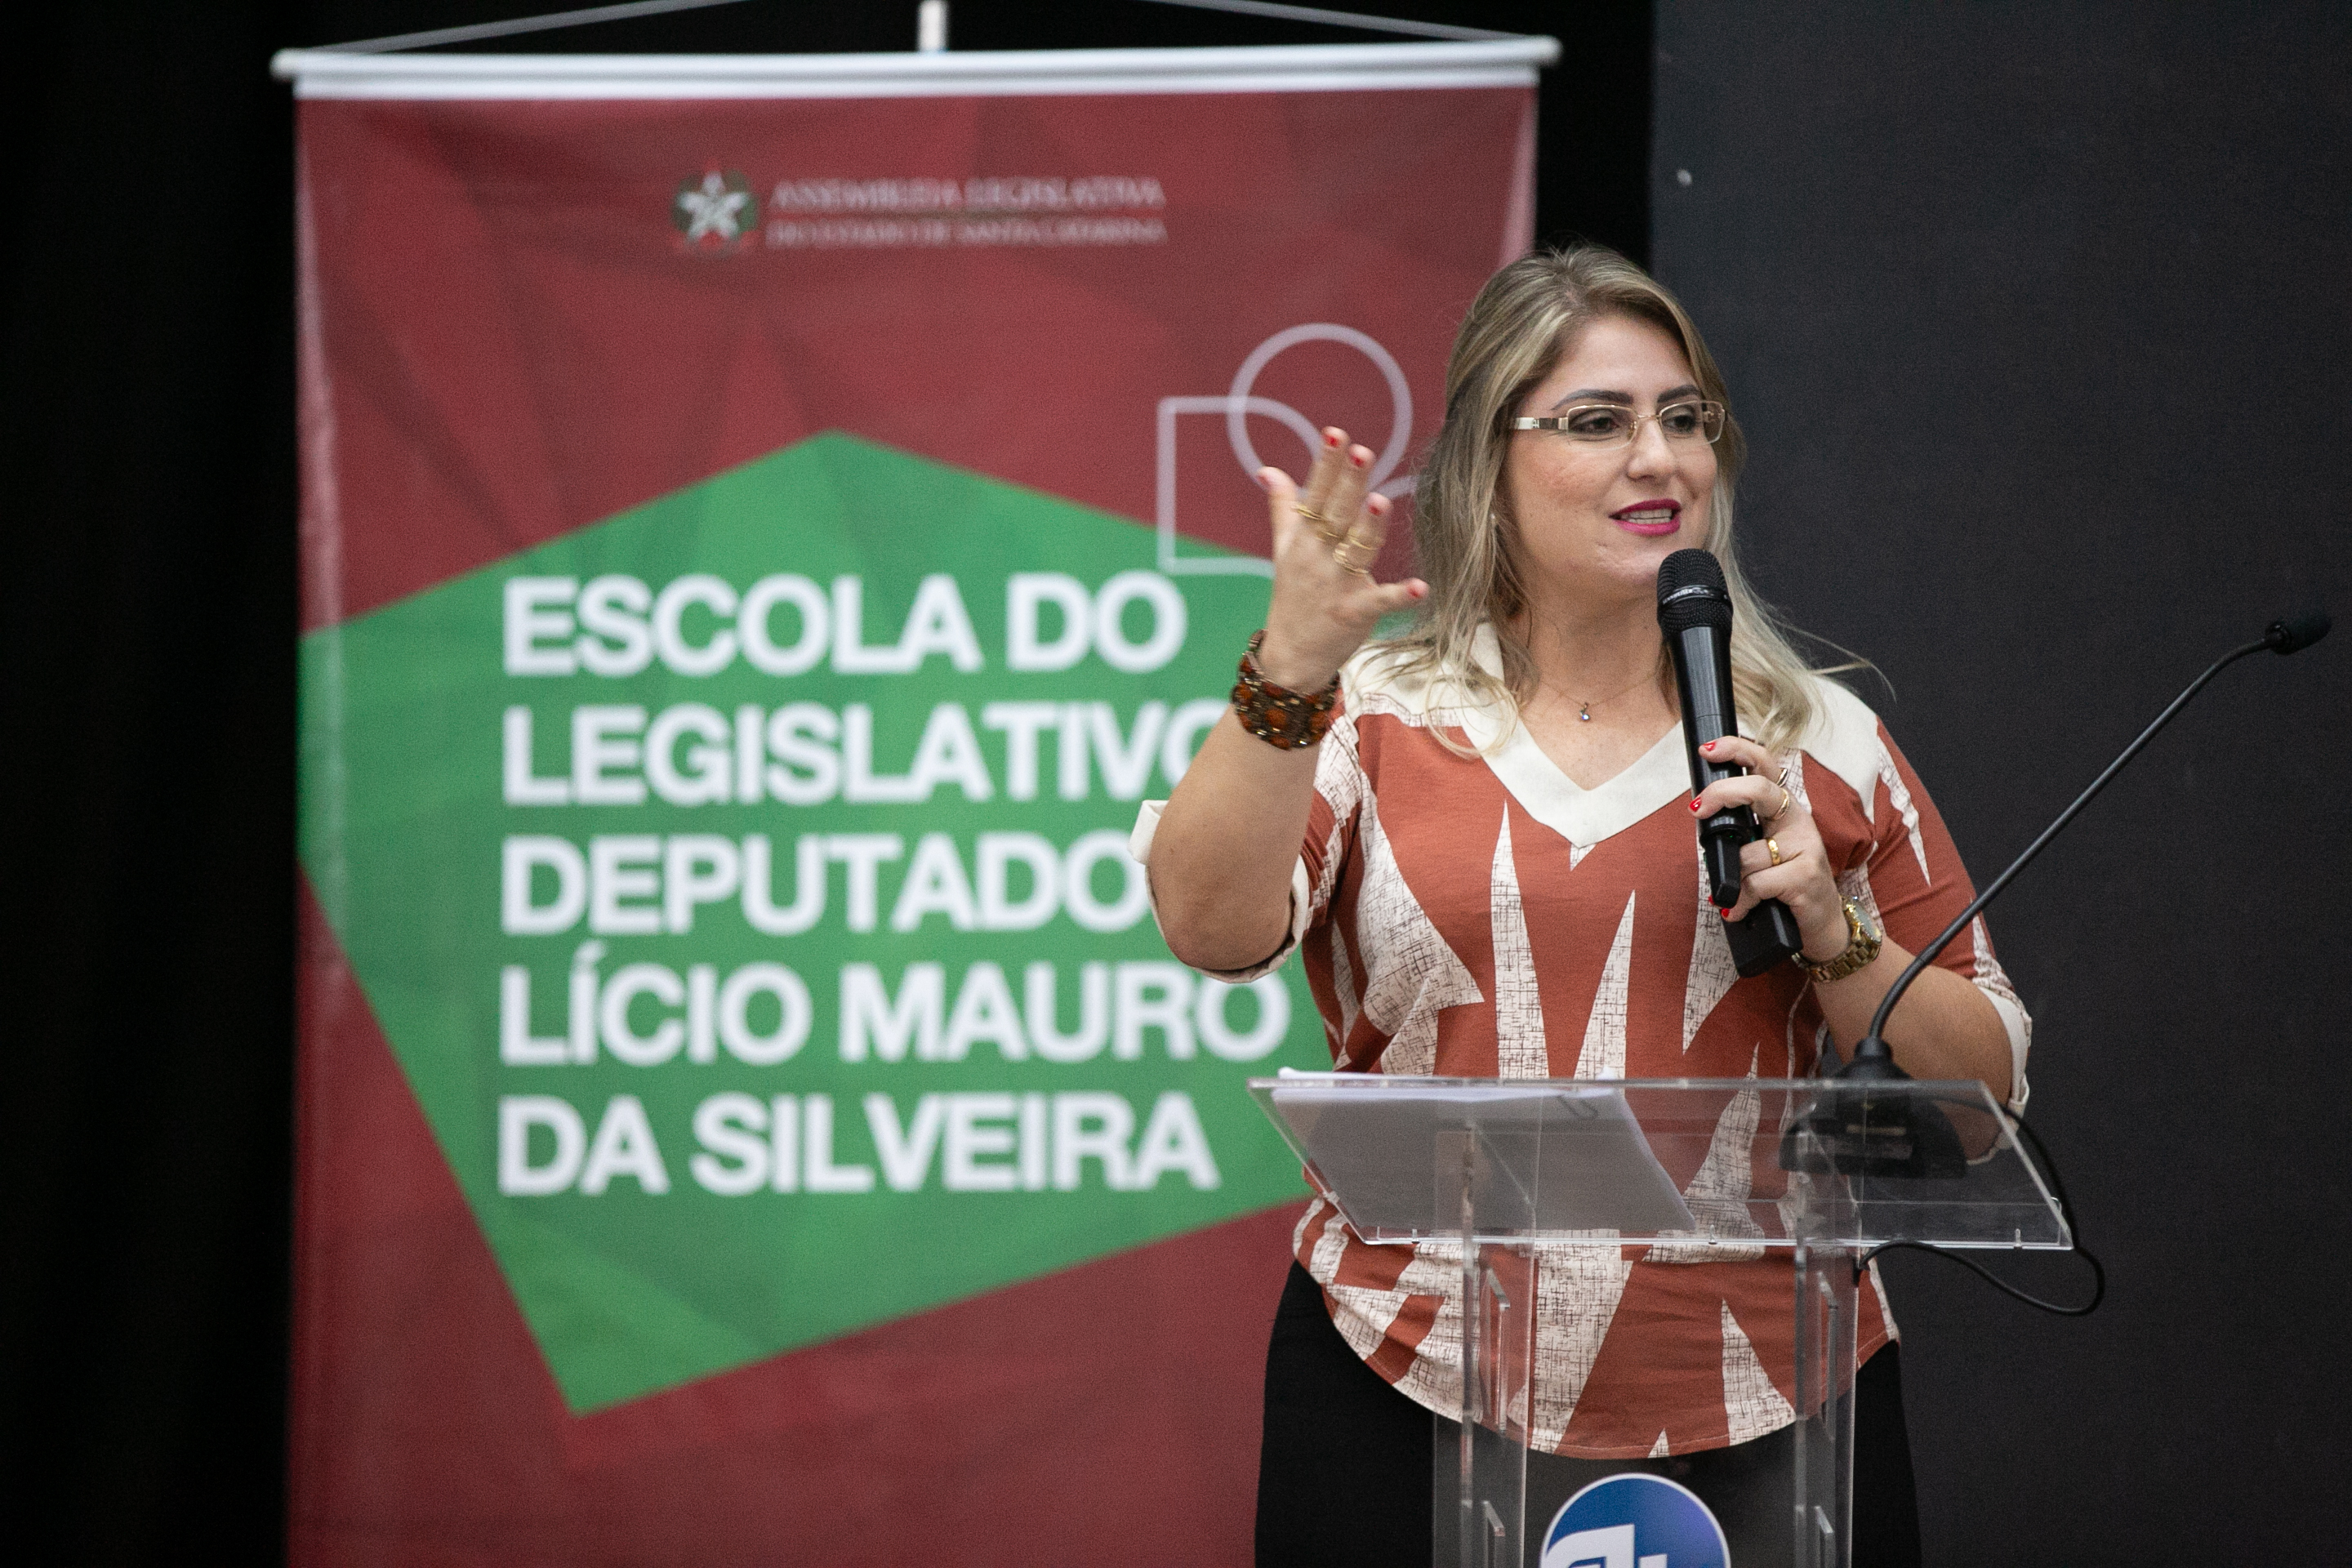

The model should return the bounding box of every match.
[1250,1074,2069,1251]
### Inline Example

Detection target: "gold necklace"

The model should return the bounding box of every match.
[1573,668,1658,722]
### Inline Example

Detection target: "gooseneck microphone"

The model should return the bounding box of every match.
[1657,549,1804,977]
[1784,608,2331,1178]
[1839,608,2330,1080]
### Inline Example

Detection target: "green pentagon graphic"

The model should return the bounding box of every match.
[298,432,1324,1412]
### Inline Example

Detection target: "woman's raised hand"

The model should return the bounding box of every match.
[1253,428,1428,691]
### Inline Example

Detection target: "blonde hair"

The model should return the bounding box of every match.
[1374,246,1834,756]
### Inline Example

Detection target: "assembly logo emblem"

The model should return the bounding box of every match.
[1541,1472,1729,1568]
[673,170,755,252]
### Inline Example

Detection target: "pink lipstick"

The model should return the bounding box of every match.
[1611,498,1681,537]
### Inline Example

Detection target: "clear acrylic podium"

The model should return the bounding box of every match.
[1251,1074,2069,1568]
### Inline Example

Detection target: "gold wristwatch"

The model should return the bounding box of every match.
[1796,898,1882,983]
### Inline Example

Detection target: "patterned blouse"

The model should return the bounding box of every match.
[1134,628,2030,1459]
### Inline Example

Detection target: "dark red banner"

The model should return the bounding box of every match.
[288,44,1535,1564]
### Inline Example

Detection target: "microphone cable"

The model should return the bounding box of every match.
[1856,1111,2105,1317]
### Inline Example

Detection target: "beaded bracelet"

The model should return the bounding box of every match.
[1231,630,1342,750]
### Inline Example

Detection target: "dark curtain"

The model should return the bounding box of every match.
[1653,3,2352,1561]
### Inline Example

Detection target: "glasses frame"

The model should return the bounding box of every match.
[1510,398,1727,447]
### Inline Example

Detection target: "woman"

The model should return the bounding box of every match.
[1135,247,2030,1565]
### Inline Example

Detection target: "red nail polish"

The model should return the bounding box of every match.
[1351,451,1368,468]
[1720,906,1735,920]
[1690,799,1703,813]
[1324,431,1341,448]
[1702,741,1716,751]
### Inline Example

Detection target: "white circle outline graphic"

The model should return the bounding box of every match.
[1224,323,1414,494]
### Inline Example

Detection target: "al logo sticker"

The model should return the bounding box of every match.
[1542,1472,1730,1568]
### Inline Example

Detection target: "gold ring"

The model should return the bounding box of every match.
[1766,837,1784,866]
[1294,505,1348,542]
[1765,784,1792,821]
[1330,538,1377,577]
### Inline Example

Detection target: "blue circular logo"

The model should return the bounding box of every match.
[1539,1472,1730,1568]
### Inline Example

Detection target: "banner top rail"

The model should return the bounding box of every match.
[270,39,1560,100]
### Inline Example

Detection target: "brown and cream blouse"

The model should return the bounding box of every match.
[1135,629,2030,1459]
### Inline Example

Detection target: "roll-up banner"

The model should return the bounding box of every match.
[278,36,1548,1563]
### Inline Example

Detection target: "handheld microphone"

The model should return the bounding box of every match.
[1782,608,2331,1177]
[1657,549,1803,977]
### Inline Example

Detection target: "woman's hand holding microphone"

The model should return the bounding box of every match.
[1689,734,1856,968]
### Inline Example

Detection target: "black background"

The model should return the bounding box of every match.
[1653,2,2352,1560]
[6,2,2343,1561]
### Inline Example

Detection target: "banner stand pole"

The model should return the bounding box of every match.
[295,0,1533,60]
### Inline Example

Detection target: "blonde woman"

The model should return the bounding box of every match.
[1137,247,2028,1565]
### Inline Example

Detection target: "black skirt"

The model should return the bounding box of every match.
[1254,1261,1920,1568]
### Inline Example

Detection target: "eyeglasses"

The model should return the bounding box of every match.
[1511,399,1726,447]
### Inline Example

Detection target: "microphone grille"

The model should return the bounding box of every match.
[1656,548,1732,634]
